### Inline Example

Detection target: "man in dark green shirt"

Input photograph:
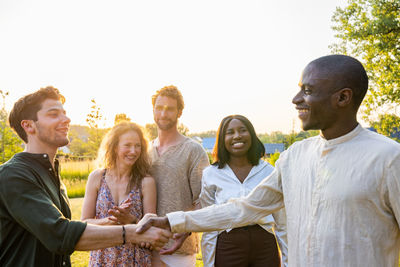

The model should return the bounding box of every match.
[0,86,171,267]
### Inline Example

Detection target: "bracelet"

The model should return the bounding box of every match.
[122,225,126,245]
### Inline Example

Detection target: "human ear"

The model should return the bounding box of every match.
[21,120,35,135]
[336,88,353,108]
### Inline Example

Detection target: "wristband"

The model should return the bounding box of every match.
[122,225,126,245]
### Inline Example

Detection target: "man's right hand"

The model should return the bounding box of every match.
[136,214,171,233]
[129,225,172,251]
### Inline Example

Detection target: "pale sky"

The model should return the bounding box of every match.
[0,0,350,134]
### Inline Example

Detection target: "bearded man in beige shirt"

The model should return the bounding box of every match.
[149,85,210,267]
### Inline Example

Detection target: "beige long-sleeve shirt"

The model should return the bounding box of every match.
[167,125,400,266]
[149,136,209,255]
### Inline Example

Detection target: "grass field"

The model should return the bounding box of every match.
[61,160,94,198]
[69,198,204,267]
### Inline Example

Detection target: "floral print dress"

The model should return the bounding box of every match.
[89,171,152,267]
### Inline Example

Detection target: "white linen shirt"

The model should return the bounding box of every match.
[167,125,400,267]
[199,160,288,267]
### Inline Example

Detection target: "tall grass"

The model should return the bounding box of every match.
[63,179,87,198]
[60,160,94,198]
[60,160,95,180]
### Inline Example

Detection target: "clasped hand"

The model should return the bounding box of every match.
[136,214,190,254]
[108,204,172,250]
[108,199,137,225]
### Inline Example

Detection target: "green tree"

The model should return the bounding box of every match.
[85,99,107,157]
[144,122,189,140]
[189,130,217,138]
[295,130,320,141]
[68,128,91,156]
[0,90,23,163]
[266,151,280,167]
[177,123,189,136]
[145,123,158,141]
[370,113,400,142]
[114,113,131,125]
[330,0,400,120]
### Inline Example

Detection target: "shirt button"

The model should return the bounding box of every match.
[43,154,47,158]
[49,168,52,171]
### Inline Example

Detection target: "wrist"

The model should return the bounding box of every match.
[124,225,135,244]
[162,216,171,231]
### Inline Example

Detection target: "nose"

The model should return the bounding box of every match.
[292,90,303,105]
[233,130,241,139]
[62,114,71,124]
[131,146,140,155]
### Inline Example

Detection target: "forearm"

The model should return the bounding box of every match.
[170,172,284,233]
[75,224,126,251]
[82,217,116,226]
[75,224,170,251]
[168,190,284,233]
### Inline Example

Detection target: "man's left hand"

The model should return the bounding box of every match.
[159,232,190,255]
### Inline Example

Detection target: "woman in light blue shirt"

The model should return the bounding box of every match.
[200,114,287,267]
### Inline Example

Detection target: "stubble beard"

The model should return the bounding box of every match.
[155,118,178,131]
[36,122,70,148]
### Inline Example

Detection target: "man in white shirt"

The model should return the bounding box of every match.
[137,55,400,267]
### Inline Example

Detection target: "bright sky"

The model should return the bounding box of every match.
[0,0,349,134]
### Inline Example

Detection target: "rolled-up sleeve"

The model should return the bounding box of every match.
[0,167,86,255]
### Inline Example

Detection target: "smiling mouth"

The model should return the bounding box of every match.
[296,107,310,115]
[57,128,69,134]
[296,106,309,111]
[125,157,137,163]
[232,142,245,148]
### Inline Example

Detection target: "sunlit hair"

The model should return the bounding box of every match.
[96,121,150,192]
[212,115,265,169]
[151,85,185,111]
[9,86,65,143]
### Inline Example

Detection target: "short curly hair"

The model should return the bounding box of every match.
[151,85,184,111]
[9,86,65,143]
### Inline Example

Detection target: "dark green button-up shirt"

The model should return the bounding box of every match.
[0,152,87,267]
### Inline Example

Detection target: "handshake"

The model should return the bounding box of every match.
[132,214,189,254]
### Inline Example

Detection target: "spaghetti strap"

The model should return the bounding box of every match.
[89,168,151,266]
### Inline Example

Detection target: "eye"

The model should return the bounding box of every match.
[48,112,58,117]
[240,127,248,133]
[303,87,312,95]
[226,129,233,135]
